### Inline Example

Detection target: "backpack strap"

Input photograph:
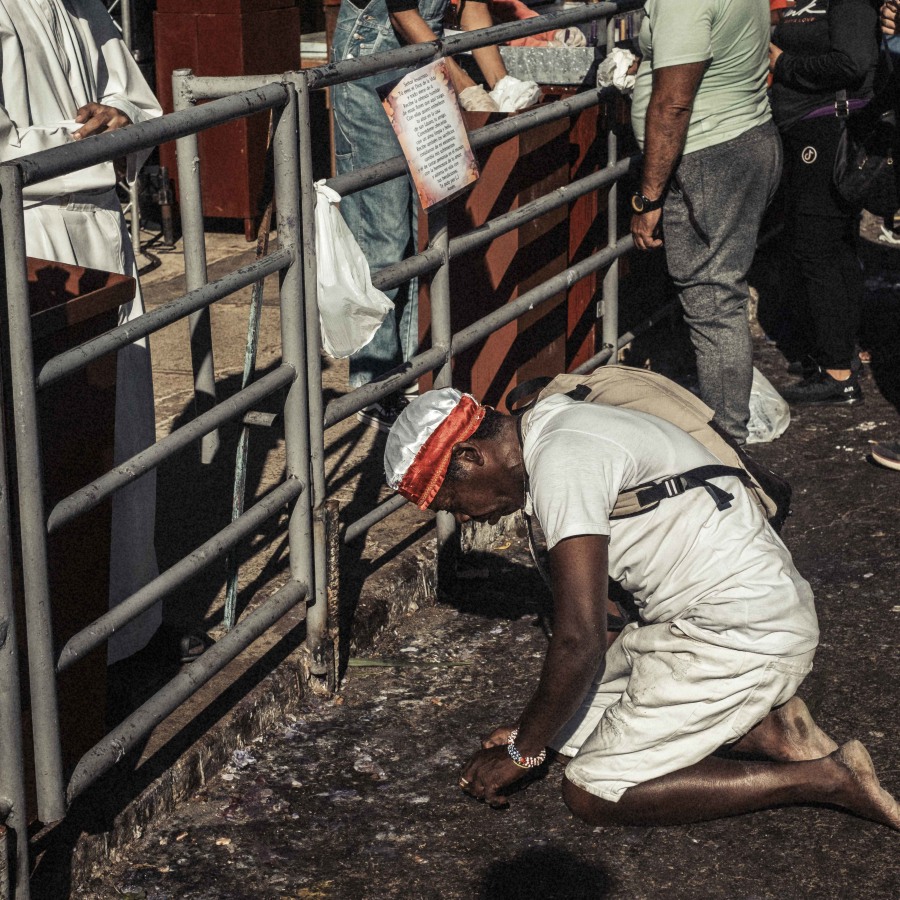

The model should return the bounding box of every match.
[610,464,748,519]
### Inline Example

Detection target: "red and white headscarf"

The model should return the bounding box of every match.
[384,388,486,509]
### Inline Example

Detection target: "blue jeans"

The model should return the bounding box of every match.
[332,0,447,389]
[662,121,783,443]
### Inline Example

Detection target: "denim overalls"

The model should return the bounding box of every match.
[331,0,449,388]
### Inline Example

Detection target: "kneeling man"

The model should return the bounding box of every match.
[383,387,899,829]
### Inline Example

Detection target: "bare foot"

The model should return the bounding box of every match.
[830,740,900,831]
[733,697,838,761]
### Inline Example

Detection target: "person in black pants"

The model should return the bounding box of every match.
[770,0,880,404]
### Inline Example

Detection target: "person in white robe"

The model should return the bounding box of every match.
[0,0,163,664]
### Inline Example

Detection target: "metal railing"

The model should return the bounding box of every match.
[0,80,315,899]
[0,2,658,895]
[300,1,647,583]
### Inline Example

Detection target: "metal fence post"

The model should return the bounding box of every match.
[426,206,457,589]
[272,85,316,615]
[292,74,331,681]
[173,68,221,463]
[0,216,31,899]
[0,165,66,824]
[601,16,620,366]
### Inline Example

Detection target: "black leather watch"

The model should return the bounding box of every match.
[630,191,665,214]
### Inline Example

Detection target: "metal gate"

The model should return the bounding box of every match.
[0,2,660,895]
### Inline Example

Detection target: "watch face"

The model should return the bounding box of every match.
[631,193,644,213]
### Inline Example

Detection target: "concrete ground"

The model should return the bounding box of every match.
[57,218,900,897]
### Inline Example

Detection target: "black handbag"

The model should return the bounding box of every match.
[833,94,899,217]
[833,47,900,218]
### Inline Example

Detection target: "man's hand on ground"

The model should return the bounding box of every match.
[481,724,517,749]
[73,103,131,140]
[631,208,663,250]
[459,746,525,808]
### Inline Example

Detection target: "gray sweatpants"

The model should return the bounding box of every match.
[663,121,782,443]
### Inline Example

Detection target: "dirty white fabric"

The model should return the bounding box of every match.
[1,0,163,664]
[488,75,541,112]
[384,387,469,489]
[597,48,637,95]
[458,84,500,113]
[523,394,819,657]
[558,621,816,801]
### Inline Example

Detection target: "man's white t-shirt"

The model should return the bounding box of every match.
[523,395,818,657]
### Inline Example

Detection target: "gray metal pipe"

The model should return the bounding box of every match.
[370,155,635,294]
[37,248,293,390]
[66,577,308,803]
[326,213,635,429]
[268,88,326,674]
[292,76,330,677]
[304,2,643,90]
[0,311,31,896]
[602,17,621,366]
[450,235,634,359]
[0,166,66,824]
[0,825,9,900]
[425,206,457,575]
[326,86,614,199]
[343,495,409,545]
[57,478,303,673]
[324,346,447,428]
[48,365,295,535]
[184,74,296,100]
[173,68,220,465]
[8,81,288,187]
[572,300,679,376]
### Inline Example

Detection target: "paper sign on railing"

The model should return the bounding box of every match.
[377,59,479,210]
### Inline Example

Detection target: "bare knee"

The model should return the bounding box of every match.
[562,776,619,826]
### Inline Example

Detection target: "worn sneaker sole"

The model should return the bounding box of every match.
[871,442,900,471]
[356,408,395,433]
[781,391,864,405]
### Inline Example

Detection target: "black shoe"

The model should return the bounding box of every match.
[780,368,863,405]
[356,395,408,433]
[871,440,900,471]
[786,356,816,379]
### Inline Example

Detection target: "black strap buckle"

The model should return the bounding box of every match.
[835,91,850,119]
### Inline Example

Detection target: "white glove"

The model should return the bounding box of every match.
[458,84,501,113]
[489,75,542,113]
[597,48,638,95]
[548,27,587,48]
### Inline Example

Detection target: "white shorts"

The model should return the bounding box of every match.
[556,621,816,802]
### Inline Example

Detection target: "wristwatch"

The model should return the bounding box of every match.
[630,190,665,214]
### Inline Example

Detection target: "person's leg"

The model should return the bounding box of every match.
[331,5,418,391]
[663,122,783,444]
[562,740,900,828]
[778,116,864,402]
[793,213,862,375]
[728,696,838,761]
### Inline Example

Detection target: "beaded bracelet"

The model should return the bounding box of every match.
[506,728,547,769]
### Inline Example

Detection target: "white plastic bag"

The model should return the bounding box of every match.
[314,181,394,359]
[747,367,791,444]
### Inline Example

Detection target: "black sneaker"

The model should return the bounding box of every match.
[786,356,817,380]
[871,440,900,471]
[356,396,407,433]
[780,368,863,405]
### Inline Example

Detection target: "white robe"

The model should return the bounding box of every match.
[1,0,164,664]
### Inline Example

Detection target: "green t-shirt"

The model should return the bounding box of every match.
[631,0,772,156]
